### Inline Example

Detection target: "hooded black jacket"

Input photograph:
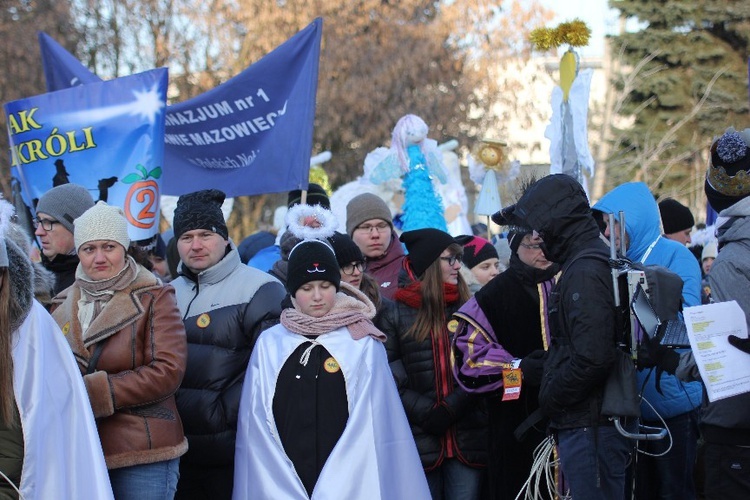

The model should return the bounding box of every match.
[505,175,619,429]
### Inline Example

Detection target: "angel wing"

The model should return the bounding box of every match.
[423,139,447,184]
[365,147,402,184]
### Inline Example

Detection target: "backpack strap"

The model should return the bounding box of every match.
[560,247,611,277]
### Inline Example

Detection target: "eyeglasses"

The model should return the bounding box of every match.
[356,222,390,234]
[33,218,60,231]
[341,262,365,275]
[439,254,463,266]
[519,243,542,250]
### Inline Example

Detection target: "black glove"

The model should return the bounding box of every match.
[519,350,547,387]
[420,403,455,435]
[728,335,750,355]
[637,337,680,375]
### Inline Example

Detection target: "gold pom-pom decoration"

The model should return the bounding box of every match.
[529,27,559,51]
[529,19,591,50]
[559,20,591,47]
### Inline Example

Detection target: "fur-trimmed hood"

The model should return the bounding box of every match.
[7,237,33,332]
[6,223,56,307]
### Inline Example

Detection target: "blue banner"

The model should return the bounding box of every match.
[4,69,168,241]
[38,18,322,197]
[38,32,102,91]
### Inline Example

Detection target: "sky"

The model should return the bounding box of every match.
[538,0,620,58]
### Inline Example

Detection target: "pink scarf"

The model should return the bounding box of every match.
[281,283,386,342]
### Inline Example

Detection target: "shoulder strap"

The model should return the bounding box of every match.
[561,248,610,276]
[86,338,110,375]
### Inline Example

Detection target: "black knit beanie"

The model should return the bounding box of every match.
[455,235,498,270]
[327,232,364,268]
[287,183,330,209]
[286,239,341,296]
[507,229,531,254]
[400,228,456,277]
[173,189,229,239]
[658,198,694,234]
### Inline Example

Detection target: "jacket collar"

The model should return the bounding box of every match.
[53,265,161,349]
[42,252,79,273]
[365,231,404,270]
[178,240,241,286]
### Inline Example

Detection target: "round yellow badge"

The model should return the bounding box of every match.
[323,357,340,374]
[447,319,459,333]
[196,313,211,328]
[62,322,70,335]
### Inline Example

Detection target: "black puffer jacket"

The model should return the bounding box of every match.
[502,174,619,430]
[377,271,487,470]
[172,244,285,469]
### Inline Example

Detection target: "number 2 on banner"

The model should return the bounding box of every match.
[122,164,161,229]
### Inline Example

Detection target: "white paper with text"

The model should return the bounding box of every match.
[684,301,750,402]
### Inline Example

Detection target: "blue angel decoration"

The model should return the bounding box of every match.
[365,114,447,232]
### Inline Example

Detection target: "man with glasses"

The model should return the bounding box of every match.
[346,193,404,300]
[34,183,94,294]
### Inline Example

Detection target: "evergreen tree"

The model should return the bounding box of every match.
[607,0,750,200]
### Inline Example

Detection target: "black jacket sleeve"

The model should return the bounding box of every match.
[244,280,286,349]
[544,263,617,412]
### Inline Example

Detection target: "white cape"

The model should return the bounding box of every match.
[233,325,430,500]
[12,301,113,500]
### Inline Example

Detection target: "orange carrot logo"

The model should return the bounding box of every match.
[122,164,161,229]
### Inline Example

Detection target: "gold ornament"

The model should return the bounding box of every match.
[529,18,591,51]
[309,165,332,195]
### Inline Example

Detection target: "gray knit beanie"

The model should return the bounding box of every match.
[35,183,95,234]
[74,201,131,251]
[346,193,393,236]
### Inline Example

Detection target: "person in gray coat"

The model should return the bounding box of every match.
[645,127,750,499]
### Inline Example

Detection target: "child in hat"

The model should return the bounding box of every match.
[233,213,429,499]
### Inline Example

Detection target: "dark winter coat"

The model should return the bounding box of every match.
[377,272,487,470]
[503,174,620,430]
[42,252,79,295]
[172,244,285,470]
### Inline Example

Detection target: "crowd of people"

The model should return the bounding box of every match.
[2,126,750,500]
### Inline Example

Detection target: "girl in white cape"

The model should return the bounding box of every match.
[233,218,429,499]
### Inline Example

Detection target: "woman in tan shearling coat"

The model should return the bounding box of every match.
[51,201,188,500]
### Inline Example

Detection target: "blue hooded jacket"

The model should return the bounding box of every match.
[594,182,702,420]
